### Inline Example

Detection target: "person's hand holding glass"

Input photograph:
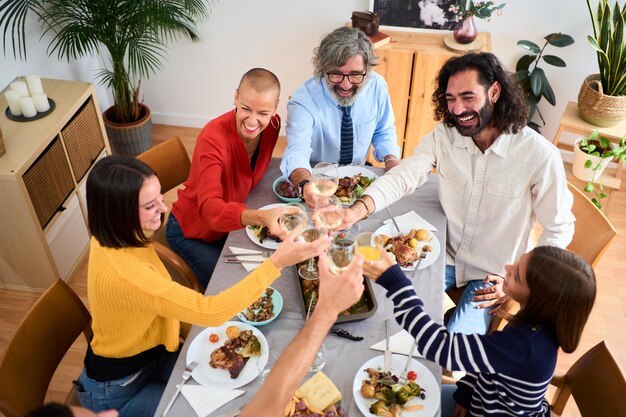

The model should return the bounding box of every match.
[279,202,308,234]
[326,233,356,275]
[303,162,339,209]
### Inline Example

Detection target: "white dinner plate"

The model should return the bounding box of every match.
[245,203,287,249]
[373,220,441,271]
[186,321,269,388]
[337,165,378,181]
[353,354,440,417]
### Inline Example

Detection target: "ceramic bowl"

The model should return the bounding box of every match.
[237,287,283,326]
[272,176,301,203]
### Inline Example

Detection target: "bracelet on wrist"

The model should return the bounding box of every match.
[353,198,371,220]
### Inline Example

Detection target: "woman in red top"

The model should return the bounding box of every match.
[167,68,283,287]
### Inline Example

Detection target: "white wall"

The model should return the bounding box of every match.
[1,0,599,143]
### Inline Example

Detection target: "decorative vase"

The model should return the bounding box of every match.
[453,15,478,44]
[103,104,153,156]
[577,74,626,127]
[572,138,613,182]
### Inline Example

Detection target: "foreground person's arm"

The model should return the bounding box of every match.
[239,255,365,417]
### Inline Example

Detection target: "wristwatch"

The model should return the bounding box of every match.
[298,179,310,200]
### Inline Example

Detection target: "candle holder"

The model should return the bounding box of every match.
[5,98,56,122]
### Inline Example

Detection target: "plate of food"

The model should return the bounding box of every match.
[237,287,283,326]
[245,203,286,249]
[353,354,440,417]
[186,321,269,388]
[373,221,441,271]
[335,165,378,205]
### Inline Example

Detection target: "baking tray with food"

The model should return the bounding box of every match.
[294,259,378,324]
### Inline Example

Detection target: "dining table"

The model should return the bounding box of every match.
[154,158,447,417]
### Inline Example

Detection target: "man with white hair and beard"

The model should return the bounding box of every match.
[343,52,575,335]
[281,26,401,208]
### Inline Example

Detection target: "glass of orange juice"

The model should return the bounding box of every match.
[355,232,382,262]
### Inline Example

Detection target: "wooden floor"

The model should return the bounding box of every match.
[1,124,624,416]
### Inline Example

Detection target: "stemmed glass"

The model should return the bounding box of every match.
[298,223,325,280]
[326,234,356,275]
[312,195,344,234]
[311,162,339,197]
[279,202,308,234]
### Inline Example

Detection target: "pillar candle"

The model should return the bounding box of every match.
[32,93,50,112]
[26,75,44,95]
[19,97,37,118]
[10,81,29,98]
[4,90,23,116]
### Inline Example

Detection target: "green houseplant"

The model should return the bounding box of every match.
[578,0,626,126]
[0,0,212,155]
[514,33,574,133]
[573,129,626,208]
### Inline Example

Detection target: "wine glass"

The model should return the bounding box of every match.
[279,202,308,234]
[312,195,343,233]
[311,162,339,197]
[326,235,356,275]
[298,225,325,280]
[355,232,383,262]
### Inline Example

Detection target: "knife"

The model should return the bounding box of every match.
[330,328,364,341]
[384,319,392,372]
[224,259,265,264]
[385,207,402,234]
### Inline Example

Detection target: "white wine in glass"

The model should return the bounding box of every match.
[313,196,343,232]
[279,203,308,234]
[311,162,338,197]
[327,237,356,275]
[298,226,324,280]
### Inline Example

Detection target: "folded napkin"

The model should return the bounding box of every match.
[383,211,438,232]
[181,385,244,417]
[370,330,423,358]
[228,246,266,272]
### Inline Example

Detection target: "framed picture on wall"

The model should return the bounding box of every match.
[370,0,458,31]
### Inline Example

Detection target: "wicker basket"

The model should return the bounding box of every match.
[0,125,5,157]
[578,74,626,127]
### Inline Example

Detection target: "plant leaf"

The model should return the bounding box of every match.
[517,40,541,54]
[515,54,535,72]
[530,68,544,96]
[547,33,575,47]
[542,55,567,67]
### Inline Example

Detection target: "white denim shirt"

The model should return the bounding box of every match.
[365,123,574,286]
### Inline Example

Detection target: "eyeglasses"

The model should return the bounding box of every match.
[326,72,367,85]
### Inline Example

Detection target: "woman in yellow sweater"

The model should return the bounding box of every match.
[73,155,328,417]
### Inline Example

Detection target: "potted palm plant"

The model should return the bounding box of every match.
[578,0,626,127]
[0,0,212,155]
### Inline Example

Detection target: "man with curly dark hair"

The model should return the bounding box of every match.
[344,52,574,335]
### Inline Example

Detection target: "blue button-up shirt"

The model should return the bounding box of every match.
[280,72,400,178]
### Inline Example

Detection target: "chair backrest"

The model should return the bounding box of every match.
[0,280,91,417]
[567,182,617,268]
[550,341,626,416]
[136,136,191,194]
[152,241,204,293]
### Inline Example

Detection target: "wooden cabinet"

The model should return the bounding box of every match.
[0,79,110,291]
[374,30,492,158]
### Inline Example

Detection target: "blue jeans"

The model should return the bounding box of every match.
[444,265,494,335]
[166,213,227,288]
[440,383,458,417]
[74,349,179,417]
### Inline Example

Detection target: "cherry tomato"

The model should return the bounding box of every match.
[208,333,219,343]
[407,370,417,381]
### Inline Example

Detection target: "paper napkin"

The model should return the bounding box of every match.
[370,330,423,358]
[382,211,438,232]
[228,246,266,272]
[181,385,245,417]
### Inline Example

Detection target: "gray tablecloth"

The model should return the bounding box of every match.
[155,159,447,417]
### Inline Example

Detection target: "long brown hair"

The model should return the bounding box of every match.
[509,246,596,353]
[432,52,529,135]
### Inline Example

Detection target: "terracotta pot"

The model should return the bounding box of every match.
[103,104,152,156]
[453,16,478,44]
[577,74,626,127]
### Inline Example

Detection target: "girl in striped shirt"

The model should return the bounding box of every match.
[363,245,596,417]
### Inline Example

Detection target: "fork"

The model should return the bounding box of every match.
[411,251,428,278]
[223,250,274,258]
[398,341,417,384]
[161,361,199,417]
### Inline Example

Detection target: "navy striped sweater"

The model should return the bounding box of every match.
[377,265,557,416]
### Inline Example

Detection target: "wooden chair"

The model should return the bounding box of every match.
[447,181,618,333]
[549,340,626,417]
[0,280,92,417]
[153,241,204,293]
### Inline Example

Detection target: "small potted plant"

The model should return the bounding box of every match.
[448,0,506,44]
[573,129,626,208]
